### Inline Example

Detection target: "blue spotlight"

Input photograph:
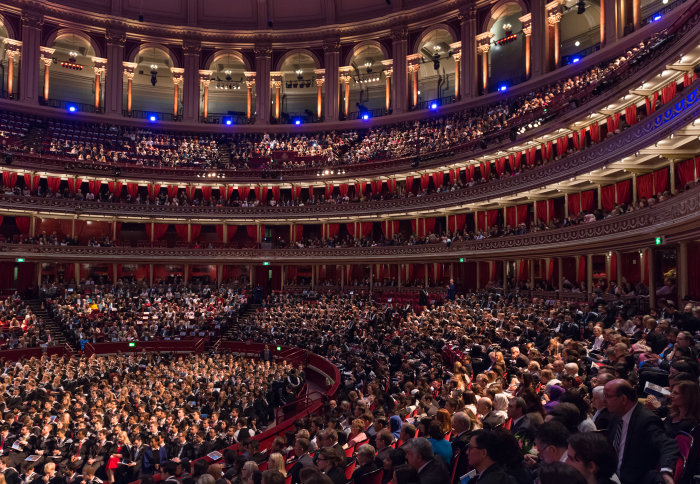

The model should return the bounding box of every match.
[499,85,508,92]
[430,102,438,110]
[572,57,581,63]
[68,105,77,113]
[225,118,233,126]
[149,115,157,122]
[362,114,370,120]
[652,14,662,21]
[295,119,301,125]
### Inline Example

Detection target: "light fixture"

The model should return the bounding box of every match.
[499,84,508,92]
[575,40,581,47]
[150,64,158,70]
[68,105,77,113]
[295,67,303,80]
[577,0,586,14]
[430,102,438,110]
[364,60,373,74]
[149,115,157,122]
[69,51,79,59]
[224,69,232,75]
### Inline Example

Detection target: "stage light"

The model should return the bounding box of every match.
[225,119,233,126]
[575,40,581,47]
[430,102,438,110]
[295,120,301,125]
[362,114,370,120]
[149,115,157,122]
[68,105,77,113]
[572,57,581,63]
[499,85,508,92]
[652,14,662,21]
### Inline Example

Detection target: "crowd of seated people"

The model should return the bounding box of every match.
[44,281,247,348]
[0,284,697,484]
[3,27,677,174]
[0,293,52,349]
[0,350,301,484]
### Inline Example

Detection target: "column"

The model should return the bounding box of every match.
[281,265,286,291]
[75,263,80,285]
[669,160,676,193]
[19,11,42,104]
[678,242,688,305]
[322,39,340,121]
[519,14,532,79]
[171,69,184,118]
[3,40,21,98]
[39,47,55,102]
[647,249,655,309]
[105,30,125,116]
[244,71,256,121]
[314,69,325,119]
[182,40,201,123]
[632,0,641,31]
[558,257,563,292]
[381,60,392,112]
[339,67,352,117]
[597,185,603,209]
[451,43,461,99]
[503,261,508,291]
[546,2,562,70]
[407,55,420,108]
[475,261,481,290]
[632,174,638,203]
[459,7,478,98]
[149,264,154,286]
[615,251,623,289]
[254,46,272,124]
[270,71,283,120]
[391,26,408,113]
[475,33,493,93]
[184,264,190,284]
[531,0,547,77]
[600,0,619,47]
[424,263,429,288]
[586,254,593,299]
[199,70,212,119]
[529,260,535,290]
[123,62,136,115]
[92,58,107,112]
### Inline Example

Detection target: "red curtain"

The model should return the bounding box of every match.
[601,184,615,211]
[405,176,414,191]
[386,179,397,193]
[24,174,40,191]
[581,190,594,211]
[108,181,123,198]
[46,177,61,193]
[589,123,599,142]
[486,210,498,228]
[15,216,30,234]
[290,186,301,200]
[238,186,250,200]
[89,180,102,196]
[536,200,548,223]
[661,82,677,104]
[646,92,658,113]
[325,184,334,199]
[616,180,631,205]
[556,136,567,157]
[653,167,669,195]
[432,172,444,188]
[175,224,188,240]
[516,204,528,225]
[246,225,257,239]
[508,154,518,172]
[568,193,581,216]
[346,223,356,238]
[201,186,212,200]
[578,256,586,283]
[449,168,460,184]
[254,186,268,201]
[148,184,160,200]
[420,174,430,191]
[381,220,399,238]
[637,173,653,200]
[548,259,555,282]
[518,260,528,282]
[676,159,696,188]
[126,183,139,199]
[610,253,617,282]
[338,184,349,197]
[572,131,580,150]
[271,186,281,201]
[218,185,233,200]
[215,224,237,243]
[185,186,196,202]
[506,206,516,228]
[446,214,466,233]
[625,105,637,125]
[190,224,201,241]
[606,116,614,136]
[293,225,304,242]
[360,222,372,238]
[167,185,178,200]
[325,223,340,239]
[613,112,620,132]
[526,147,536,166]
[495,157,506,177]
[2,171,17,188]
[146,223,169,241]
[476,212,486,232]
[546,141,553,160]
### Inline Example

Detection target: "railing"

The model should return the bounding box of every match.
[346,107,389,120]
[414,95,456,111]
[201,112,252,125]
[82,339,207,357]
[561,43,601,66]
[123,109,182,122]
[42,98,101,114]
[643,0,687,25]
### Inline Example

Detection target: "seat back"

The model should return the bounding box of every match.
[359,468,383,484]
[344,444,356,458]
[344,459,357,480]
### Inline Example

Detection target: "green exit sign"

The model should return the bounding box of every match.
[276,346,281,351]
[655,236,664,245]
[128,342,135,347]
[263,261,270,266]
[459,258,465,263]
[15,258,25,263]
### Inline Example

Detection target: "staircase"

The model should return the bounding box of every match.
[218,141,233,168]
[25,299,70,348]
[22,122,46,153]
[223,303,260,339]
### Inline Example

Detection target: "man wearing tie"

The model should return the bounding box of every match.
[603,379,679,484]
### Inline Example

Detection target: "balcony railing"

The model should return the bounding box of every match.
[42,98,102,114]
[123,109,182,122]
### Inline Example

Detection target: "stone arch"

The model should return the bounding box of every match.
[127,42,181,69]
[344,40,389,66]
[482,0,529,32]
[203,49,252,71]
[0,13,17,39]
[45,28,103,58]
[412,24,458,54]
[275,48,321,71]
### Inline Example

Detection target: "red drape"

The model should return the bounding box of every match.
[405,176,414,191]
[572,131,580,150]
[653,167,669,195]
[661,82,677,104]
[175,224,188,240]
[676,159,696,188]
[386,179,397,193]
[516,204,528,225]
[146,223,169,241]
[518,260,528,282]
[589,123,599,142]
[610,253,617,282]
[476,212,486,232]
[167,185,178,200]
[465,165,475,182]
[346,223,356,238]
[89,180,101,196]
[238,186,250,200]
[581,190,594,212]
[185,186,196,202]
[578,256,586,283]
[625,105,637,125]
[606,116,614,136]
[46,177,61,193]
[126,183,139,199]
[148,184,160,200]
[601,184,616,211]
[24,174,40,191]
[108,181,123,198]
[2,171,17,188]
[360,222,372,238]
[548,259,555,282]
[568,193,581,216]
[325,184,334,199]
[290,186,301,200]
[536,200,547,223]
[254,186,269,201]
[15,216,30,235]
[614,112,620,132]
[246,225,257,239]
[420,174,430,191]
[508,154,517,172]
[449,168,460,184]
[271,186,281,200]
[556,136,567,157]
[293,225,304,242]
[495,157,506,177]
[338,184,349,197]
[546,141,553,160]
[201,186,212,200]
[486,210,498,228]
[506,206,516,228]
[190,224,201,241]
[637,173,653,199]
[216,225,237,243]
[381,220,399,238]
[432,172,444,188]
[325,223,340,239]
[446,214,466,233]
[616,180,631,205]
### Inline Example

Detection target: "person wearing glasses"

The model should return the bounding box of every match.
[465,430,514,484]
[314,447,345,484]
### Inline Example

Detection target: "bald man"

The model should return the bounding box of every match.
[603,379,679,484]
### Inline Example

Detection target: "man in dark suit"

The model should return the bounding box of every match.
[603,379,679,484]
[507,397,536,442]
[465,430,515,484]
[0,456,20,484]
[450,412,472,484]
[404,437,450,484]
[169,433,193,462]
[288,438,314,484]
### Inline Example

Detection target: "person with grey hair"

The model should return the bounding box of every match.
[350,445,378,483]
[591,386,611,431]
[404,438,449,484]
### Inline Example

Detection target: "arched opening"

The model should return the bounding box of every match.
[206,52,249,121]
[45,32,100,109]
[487,3,526,91]
[128,45,178,119]
[278,51,318,124]
[415,28,456,107]
[345,42,388,118]
[560,0,601,64]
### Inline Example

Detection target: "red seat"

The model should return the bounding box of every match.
[359,468,383,484]
[344,444,356,458]
[344,459,356,480]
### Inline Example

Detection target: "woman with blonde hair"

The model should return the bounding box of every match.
[267,452,286,477]
[346,418,368,446]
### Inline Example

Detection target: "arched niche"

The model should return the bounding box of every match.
[45,30,100,106]
[487,2,526,91]
[560,0,601,63]
[415,27,456,104]
[206,51,249,117]
[278,51,318,122]
[345,42,388,114]
[129,44,178,116]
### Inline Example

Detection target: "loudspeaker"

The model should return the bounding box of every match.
[694,65,700,76]
[509,128,517,142]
